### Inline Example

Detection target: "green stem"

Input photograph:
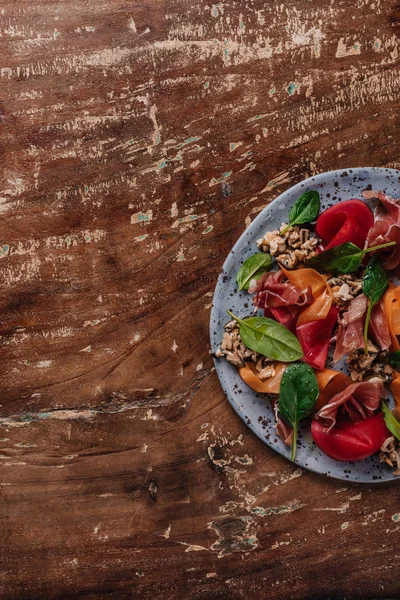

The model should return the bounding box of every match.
[363,241,396,254]
[291,420,298,462]
[363,301,373,354]
[226,310,242,324]
[280,222,292,236]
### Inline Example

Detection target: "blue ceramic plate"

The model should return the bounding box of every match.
[210,167,400,483]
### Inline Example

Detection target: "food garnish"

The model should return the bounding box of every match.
[215,189,400,473]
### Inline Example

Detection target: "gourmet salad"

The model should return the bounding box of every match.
[215,189,400,472]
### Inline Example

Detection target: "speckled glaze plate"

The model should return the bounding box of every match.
[210,167,400,483]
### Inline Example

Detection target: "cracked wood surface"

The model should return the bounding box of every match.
[1,0,400,598]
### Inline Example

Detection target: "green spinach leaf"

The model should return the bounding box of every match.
[362,255,388,352]
[236,253,272,291]
[387,351,400,370]
[306,241,395,275]
[279,362,319,461]
[281,190,320,234]
[226,311,303,362]
[382,403,400,441]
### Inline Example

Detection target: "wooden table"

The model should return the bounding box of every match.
[1,1,400,598]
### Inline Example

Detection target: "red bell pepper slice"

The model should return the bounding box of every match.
[311,412,390,461]
[316,199,374,250]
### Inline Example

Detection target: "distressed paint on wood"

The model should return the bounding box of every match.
[1,0,400,598]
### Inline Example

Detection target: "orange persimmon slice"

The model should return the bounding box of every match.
[383,284,400,351]
[280,266,327,299]
[239,362,287,394]
[297,288,333,326]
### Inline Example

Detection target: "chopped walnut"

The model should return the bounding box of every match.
[215,321,275,376]
[327,273,363,307]
[257,224,320,269]
[346,347,393,383]
[380,436,400,476]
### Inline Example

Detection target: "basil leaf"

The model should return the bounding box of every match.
[281,190,320,234]
[362,256,388,352]
[362,255,388,304]
[289,190,320,226]
[226,311,303,362]
[382,403,400,441]
[279,362,319,461]
[236,253,272,291]
[306,241,396,275]
[387,351,400,370]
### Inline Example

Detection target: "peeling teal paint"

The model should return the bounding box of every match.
[138,213,150,222]
[209,172,232,186]
[202,225,213,234]
[0,244,9,258]
[229,142,241,152]
[156,159,168,170]
[204,81,209,89]
[287,81,297,95]
[249,501,303,516]
[223,44,230,64]
[239,16,245,32]
[392,513,400,522]
[247,536,257,546]
[84,185,89,193]
[175,137,201,149]
[269,86,276,97]
[354,43,360,50]
[211,3,222,17]
[178,215,198,223]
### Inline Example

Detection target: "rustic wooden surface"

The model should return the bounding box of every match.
[1,1,400,598]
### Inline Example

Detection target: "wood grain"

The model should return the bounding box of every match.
[1,0,400,598]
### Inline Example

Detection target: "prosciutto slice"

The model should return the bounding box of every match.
[333,294,390,362]
[363,191,400,271]
[296,306,339,370]
[370,302,391,351]
[316,377,387,430]
[272,399,293,446]
[251,270,312,310]
[333,295,367,363]
[268,306,300,334]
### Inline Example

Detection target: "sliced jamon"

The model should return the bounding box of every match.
[363,191,400,270]
[369,302,391,351]
[315,376,387,430]
[296,306,339,370]
[251,270,312,310]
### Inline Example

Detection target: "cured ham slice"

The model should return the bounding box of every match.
[363,191,400,270]
[333,295,389,362]
[269,306,300,334]
[272,399,293,446]
[316,199,374,250]
[251,270,312,310]
[316,376,387,430]
[369,302,391,351]
[296,306,339,370]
